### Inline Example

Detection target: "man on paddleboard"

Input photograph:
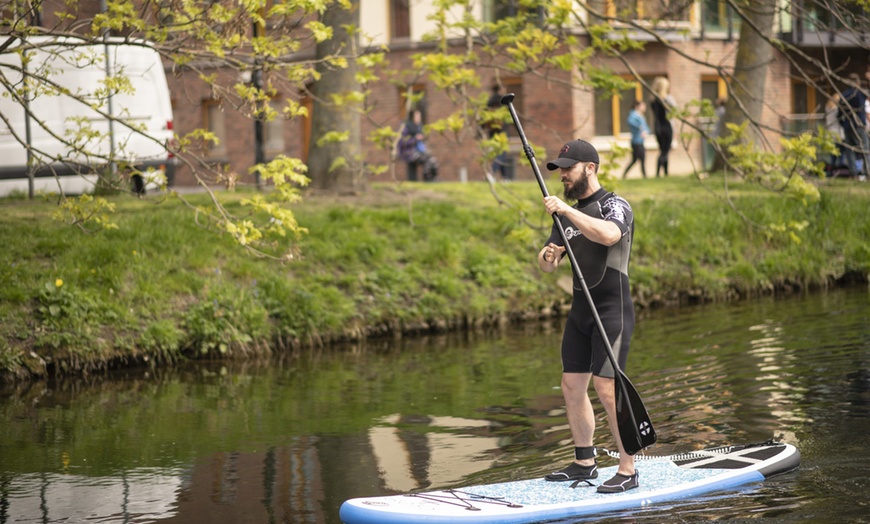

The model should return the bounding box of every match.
[537,139,639,493]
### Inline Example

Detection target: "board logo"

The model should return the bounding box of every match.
[639,421,652,436]
[362,501,389,507]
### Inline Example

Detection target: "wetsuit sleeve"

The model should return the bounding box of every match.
[545,220,564,248]
[600,195,633,237]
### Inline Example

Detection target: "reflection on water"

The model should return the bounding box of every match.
[0,287,868,523]
[370,415,500,491]
[4,470,181,523]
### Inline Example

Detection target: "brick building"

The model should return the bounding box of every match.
[165,0,867,187]
[7,0,870,187]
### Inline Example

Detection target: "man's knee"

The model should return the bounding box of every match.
[592,376,616,404]
[562,373,591,395]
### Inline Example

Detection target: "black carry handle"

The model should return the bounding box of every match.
[500,93,656,455]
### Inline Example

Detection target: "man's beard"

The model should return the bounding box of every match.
[564,173,589,201]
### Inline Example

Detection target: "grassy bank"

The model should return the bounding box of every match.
[1,176,868,380]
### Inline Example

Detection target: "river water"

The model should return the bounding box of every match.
[0,287,868,524]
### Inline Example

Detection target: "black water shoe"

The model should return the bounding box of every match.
[596,471,639,493]
[544,462,598,483]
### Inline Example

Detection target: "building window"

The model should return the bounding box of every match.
[787,80,822,135]
[264,99,285,158]
[700,76,729,129]
[2,1,43,26]
[700,76,726,105]
[484,0,546,24]
[793,0,825,33]
[702,0,740,32]
[791,0,867,32]
[701,76,727,169]
[607,0,692,21]
[203,99,227,158]
[792,81,818,115]
[391,0,410,40]
[594,76,655,137]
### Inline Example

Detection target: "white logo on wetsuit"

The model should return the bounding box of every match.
[564,226,582,240]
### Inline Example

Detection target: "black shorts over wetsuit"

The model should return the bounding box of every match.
[545,188,635,378]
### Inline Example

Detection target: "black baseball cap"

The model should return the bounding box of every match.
[546,139,600,171]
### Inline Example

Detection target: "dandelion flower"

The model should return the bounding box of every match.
[55,279,63,288]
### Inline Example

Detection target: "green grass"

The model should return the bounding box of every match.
[1,176,868,378]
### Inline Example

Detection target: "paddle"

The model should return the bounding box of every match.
[500,93,656,455]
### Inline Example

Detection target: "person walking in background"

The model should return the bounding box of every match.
[622,101,649,179]
[649,77,676,177]
[838,73,870,180]
[397,109,438,182]
[539,139,639,493]
[824,94,846,176]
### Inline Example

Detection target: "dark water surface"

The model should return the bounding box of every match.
[1,287,868,524]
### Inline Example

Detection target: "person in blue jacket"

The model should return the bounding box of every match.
[622,101,649,179]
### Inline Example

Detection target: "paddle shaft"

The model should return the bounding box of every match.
[500,93,645,452]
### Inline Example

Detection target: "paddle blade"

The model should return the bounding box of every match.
[615,372,657,455]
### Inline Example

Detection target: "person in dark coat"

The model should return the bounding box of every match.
[397,110,438,181]
[838,73,870,180]
[649,76,676,177]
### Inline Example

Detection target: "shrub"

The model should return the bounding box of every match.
[181,285,269,356]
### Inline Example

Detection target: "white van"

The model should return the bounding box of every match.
[0,36,174,197]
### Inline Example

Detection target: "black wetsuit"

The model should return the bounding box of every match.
[544,188,635,378]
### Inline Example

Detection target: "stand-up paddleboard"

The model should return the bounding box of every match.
[340,440,799,524]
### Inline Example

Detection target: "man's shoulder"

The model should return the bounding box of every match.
[602,192,631,207]
[598,192,632,231]
[597,191,631,212]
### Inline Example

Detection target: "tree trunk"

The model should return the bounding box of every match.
[711,0,777,172]
[307,2,364,193]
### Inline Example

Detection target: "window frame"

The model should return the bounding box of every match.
[483,0,546,25]
[594,75,656,137]
[263,97,286,159]
[202,99,227,159]
[701,0,740,34]
[606,0,693,22]
[390,0,411,40]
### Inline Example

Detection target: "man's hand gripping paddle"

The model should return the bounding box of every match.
[500,93,656,455]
